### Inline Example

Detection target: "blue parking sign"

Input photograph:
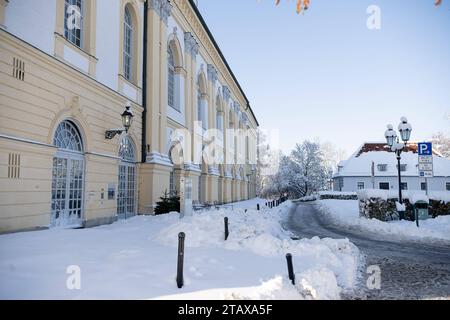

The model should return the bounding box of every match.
[418,142,432,156]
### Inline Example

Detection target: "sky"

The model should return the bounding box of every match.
[197,0,450,157]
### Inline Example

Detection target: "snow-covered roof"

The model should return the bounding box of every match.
[335,143,450,178]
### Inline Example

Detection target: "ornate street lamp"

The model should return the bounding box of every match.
[105,102,134,140]
[384,117,413,220]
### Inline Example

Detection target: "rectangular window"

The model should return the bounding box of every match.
[64,0,84,48]
[168,68,175,109]
[379,182,390,190]
[421,182,427,191]
[169,171,175,196]
[396,164,407,172]
[400,182,408,190]
[357,182,365,190]
[446,182,450,191]
[338,178,344,191]
[377,164,388,172]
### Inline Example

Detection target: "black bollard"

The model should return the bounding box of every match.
[177,232,185,289]
[286,253,295,285]
[224,217,229,240]
[257,204,260,211]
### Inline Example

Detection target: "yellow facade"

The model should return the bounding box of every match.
[0,0,258,234]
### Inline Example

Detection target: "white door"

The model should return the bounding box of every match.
[117,136,136,219]
[51,153,84,228]
[51,120,85,228]
[117,163,136,219]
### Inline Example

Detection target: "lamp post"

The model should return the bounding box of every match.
[105,102,134,139]
[384,117,412,220]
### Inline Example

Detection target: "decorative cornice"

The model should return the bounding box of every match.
[146,152,173,167]
[222,86,231,102]
[150,0,173,26]
[224,170,233,179]
[184,32,199,57]
[184,162,201,172]
[208,166,220,176]
[207,64,218,83]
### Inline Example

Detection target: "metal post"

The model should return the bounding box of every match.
[224,217,229,240]
[397,152,405,220]
[257,204,260,211]
[286,253,295,285]
[177,232,185,289]
[416,209,419,228]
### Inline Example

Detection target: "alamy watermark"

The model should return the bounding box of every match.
[366,265,381,290]
[66,265,81,290]
[367,5,381,30]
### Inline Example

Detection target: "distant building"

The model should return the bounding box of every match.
[333,143,450,192]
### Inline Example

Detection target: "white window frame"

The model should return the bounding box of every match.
[123,6,133,81]
[64,0,84,49]
[168,47,177,111]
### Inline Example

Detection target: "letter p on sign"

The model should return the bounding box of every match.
[418,143,432,156]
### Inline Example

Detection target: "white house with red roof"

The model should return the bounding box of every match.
[333,143,450,193]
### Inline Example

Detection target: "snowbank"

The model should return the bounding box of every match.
[316,199,450,242]
[357,189,450,203]
[0,199,361,300]
[156,202,360,295]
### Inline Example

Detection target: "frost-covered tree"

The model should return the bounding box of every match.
[432,132,450,158]
[320,142,347,174]
[288,141,332,197]
[262,141,333,199]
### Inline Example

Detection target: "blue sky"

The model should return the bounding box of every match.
[197,0,450,156]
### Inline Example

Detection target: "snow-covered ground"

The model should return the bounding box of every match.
[316,200,450,242]
[0,199,361,300]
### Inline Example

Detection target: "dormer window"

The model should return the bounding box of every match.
[377,164,388,172]
[397,164,407,172]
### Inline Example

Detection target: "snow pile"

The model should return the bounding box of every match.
[319,191,357,197]
[0,199,361,300]
[396,202,406,212]
[316,199,450,242]
[357,189,450,204]
[157,272,340,301]
[156,202,361,294]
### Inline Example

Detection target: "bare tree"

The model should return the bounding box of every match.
[432,132,450,158]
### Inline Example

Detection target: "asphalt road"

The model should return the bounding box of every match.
[286,202,450,300]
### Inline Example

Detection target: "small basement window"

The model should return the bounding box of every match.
[379,182,390,190]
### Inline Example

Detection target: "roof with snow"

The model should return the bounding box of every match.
[334,142,450,178]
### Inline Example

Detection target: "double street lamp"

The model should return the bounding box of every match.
[384,117,412,220]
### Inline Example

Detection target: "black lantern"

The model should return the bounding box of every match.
[105,102,134,140]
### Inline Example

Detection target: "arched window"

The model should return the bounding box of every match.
[169,171,175,196]
[51,120,84,228]
[64,0,84,48]
[197,90,202,122]
[119,136,135,162]
[168,47,176,110]
[123,6,133,81]
[53,120,83,152]
[118,136,136,219]
[216,97,223,132]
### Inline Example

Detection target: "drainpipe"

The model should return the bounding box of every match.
[141,0,148,163]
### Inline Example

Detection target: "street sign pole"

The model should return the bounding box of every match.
[418,142,433,194]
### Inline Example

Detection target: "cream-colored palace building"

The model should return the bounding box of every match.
[0,0,259,233]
